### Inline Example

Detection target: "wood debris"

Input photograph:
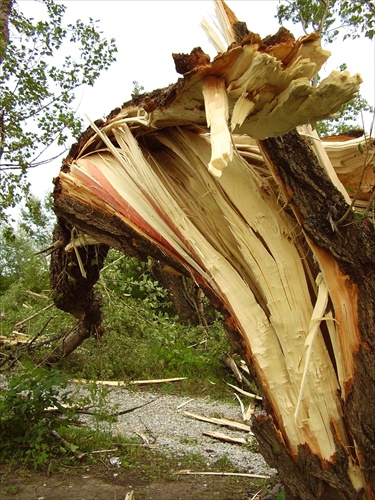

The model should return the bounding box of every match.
[0,332,30,345]
[51,430,85,459]
[183,411,253,433]
[50,0,374,493]
[202,430,247,445]
[226,382,263,401]
[175,470,270,479]
[130,377,187,385]
[14,303,54,328]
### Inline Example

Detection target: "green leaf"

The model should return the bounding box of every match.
[0,0,117,220]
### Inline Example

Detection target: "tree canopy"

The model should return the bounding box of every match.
[0,0,117,220]
[277,0,374,42]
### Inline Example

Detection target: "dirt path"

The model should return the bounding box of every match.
[0,466,274,499]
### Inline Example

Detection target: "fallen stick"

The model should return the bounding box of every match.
[111,396,161,417]
[202,430,247,444]
[15,303,54,328]
[183,411,253,433]
[130,377,187,385]
[71,379,126,387]
[51,430,85,459]
[89,448,118,455]
[226,382,263,401]
[175,470,271,479]
[176,398,194,410]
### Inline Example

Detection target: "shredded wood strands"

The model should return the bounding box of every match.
[63,120,346,462]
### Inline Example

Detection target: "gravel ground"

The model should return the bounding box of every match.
[75,383,276,477]
[0,373,275,477]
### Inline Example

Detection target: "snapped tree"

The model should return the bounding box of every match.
[0,0,117,221]
[47,1,374,498]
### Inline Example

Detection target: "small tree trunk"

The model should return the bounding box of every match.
[150,264,204,325]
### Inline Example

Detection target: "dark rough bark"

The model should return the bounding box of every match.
[252,411,360,499]
[0,0,12,64]
[257,130,375,498]
[47,218,109,363]
[0,0,12,164]
[150,265,202,325]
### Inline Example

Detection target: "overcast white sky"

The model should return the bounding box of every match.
[18,0,375,201]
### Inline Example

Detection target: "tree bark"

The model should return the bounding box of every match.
[47,219,109,363]
[0,0,12,64]
[257,130,375,498]
[0,0,12,164]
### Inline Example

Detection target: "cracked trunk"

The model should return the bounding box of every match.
[48,4,374,497]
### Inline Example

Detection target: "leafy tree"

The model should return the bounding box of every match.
[276,0,374,135]
[0,194,54,293]
[276,0,374,41]
[0,0,117,220]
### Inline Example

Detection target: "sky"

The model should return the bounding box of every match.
[17,0,375,203]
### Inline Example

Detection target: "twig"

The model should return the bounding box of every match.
[110,396,161,417]
[183,410,252,433]
[15,303,54,328]
[26,316,55,350]
[130,377,187,385]
[98,282,155,326]
[0,319,60,369]
[174,470,270,479]
[226,382,263,401]
[202,430,247,445]
[176,398,194,410]
[51,430,85,459]
[29,328,69,350]
[88,448,118,455]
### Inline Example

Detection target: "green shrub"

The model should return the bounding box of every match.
[0,364,75,467]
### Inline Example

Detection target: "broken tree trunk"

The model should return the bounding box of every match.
[50,2,374,498]
[46,219,109,364]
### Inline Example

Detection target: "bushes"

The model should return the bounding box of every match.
[0,365,74,467]
[1,245,233,397]
[57,292,231,395]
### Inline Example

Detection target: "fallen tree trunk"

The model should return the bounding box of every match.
[49,2,374,497]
